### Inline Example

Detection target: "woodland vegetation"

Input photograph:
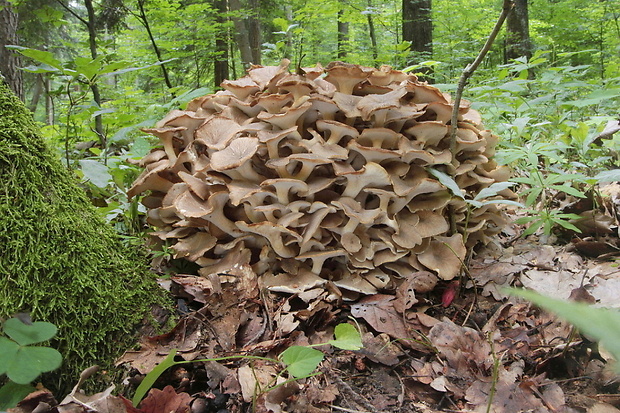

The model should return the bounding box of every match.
[2,0,620,411]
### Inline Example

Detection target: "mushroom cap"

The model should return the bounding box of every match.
[325,61,373,95]
[131,61,511,298]
[210,137,259,171]
[417,234,466,280]
[194,116,243,152]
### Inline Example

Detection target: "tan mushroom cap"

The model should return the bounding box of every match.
[172,231,217,261]
[221,76,261,100]
[260,268,326,294]
[261,178,309,204]
[257,100,312,130]
[235,221,302,258]
[257,93,294,114]
[174,190,241,237]
[357,88,407,126]
[130,61,512,296]
[257,126,301,159]
[405,122,449,148]
[128,158,174,198]
[210,137,263,182]
[194,116,243,152]
[325,61,373,95]
[248,59,290,91]
[417,233,466,280]
[297,249,346,274]
[141,126,186,164]
[341,162,391,199]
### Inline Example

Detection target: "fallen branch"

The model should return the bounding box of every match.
[449,0,515,154]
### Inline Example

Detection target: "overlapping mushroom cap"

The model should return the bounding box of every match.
[130,60,513,298]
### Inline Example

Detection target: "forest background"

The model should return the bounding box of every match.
[1,0,620,237]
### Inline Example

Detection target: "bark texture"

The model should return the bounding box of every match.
[506,0,531,61]
[214,0,230,88]
[402,0,433,61]
[0,0,23,100]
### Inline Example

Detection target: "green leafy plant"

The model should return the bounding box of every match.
[132,322,363,406]
[0,317,62,410]
[509,289,620,371]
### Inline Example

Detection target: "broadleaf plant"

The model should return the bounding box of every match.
[132,322,363,406]
[0,317,62,409]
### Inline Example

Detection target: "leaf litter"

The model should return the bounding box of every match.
[10,210,620,413]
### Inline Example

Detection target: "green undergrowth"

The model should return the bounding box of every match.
[0,80,170,394]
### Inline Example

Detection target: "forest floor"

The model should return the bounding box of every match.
[13,207,620,413]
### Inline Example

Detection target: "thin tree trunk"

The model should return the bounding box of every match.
[337,9,349,59]
[284,5,293,59]
[248,0,261,65]
[0,0,23,100]
[135,0,175,92]
[28,75,43,113]
[214,0,230,88]
[83,0,105,144]
[229,0,253,69]
[402,0,433,71]
[505,0,531,62]
[366,0,378,65]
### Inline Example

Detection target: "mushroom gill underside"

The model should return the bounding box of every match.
[129,60,513,298]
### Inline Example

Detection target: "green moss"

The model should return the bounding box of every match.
[0,81,169,393]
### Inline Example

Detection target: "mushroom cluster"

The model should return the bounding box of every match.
[129,60,512,297]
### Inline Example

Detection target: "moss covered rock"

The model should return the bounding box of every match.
[0,80,168,391]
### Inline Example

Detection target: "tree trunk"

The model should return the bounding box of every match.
[366,0,378,65]
[214,0,230,88]
[337,9,349,59]
[248,0,261,65]
[83,0,105,144]
[402,0,433,64]
[505,0,531,62]
[229,0,253,69]
[284,5,293,59]
[0,80,166,396]
[0,0,23,100]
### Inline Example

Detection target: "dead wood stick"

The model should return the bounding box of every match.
[449,0,515,155]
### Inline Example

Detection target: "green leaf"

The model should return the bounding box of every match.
[0,381,36,410]
[0,337,20,375]
[553,218,581,233]
[4,318,57,346]
[594,169,620,183]
[473,182,515,201]
[133,350,179,406]
[5,346,62,384]
[329,323,362,350]
[509,289,620,370]
[5,46,63,70]
[280,346,324,378]
[521,219,544,236]
[551,184,586,198]
[79,160,112,189]
[426,168,464,199]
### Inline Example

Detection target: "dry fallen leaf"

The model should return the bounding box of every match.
[351,294,409,339]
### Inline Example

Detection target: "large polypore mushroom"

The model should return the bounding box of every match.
[130,60,513,298]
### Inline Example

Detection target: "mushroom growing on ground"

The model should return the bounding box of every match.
[130,60,513,298]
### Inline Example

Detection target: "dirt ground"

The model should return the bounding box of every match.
[12,217,620,413]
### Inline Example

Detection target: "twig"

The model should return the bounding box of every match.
[449,0,515,155]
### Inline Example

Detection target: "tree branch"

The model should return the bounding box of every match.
[449,0,514,156]
[53,0,89,27]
